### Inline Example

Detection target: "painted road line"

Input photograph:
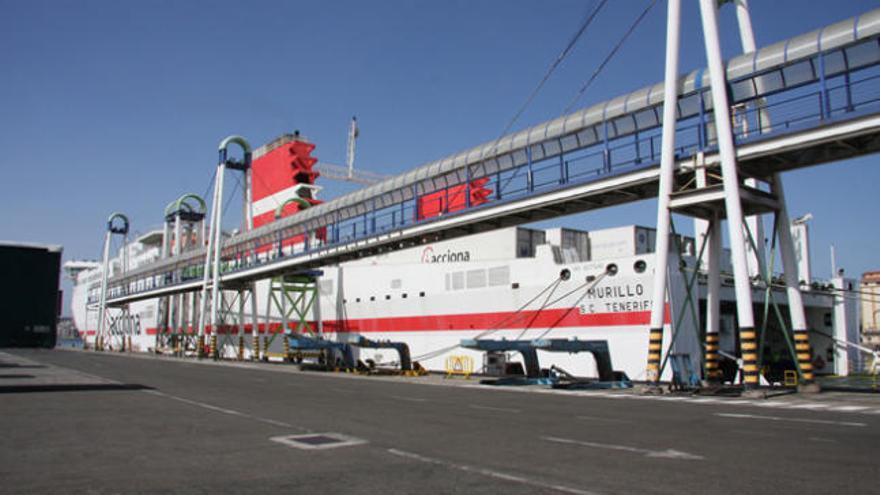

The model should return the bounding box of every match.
[576,415,631,423]
[387,448,599,495]
[143,390,305,431]
[541,436,704,460]
[469,404,521,413]
[828,405,870,412]
[389,395,428,403]
[714,413,866,427]
[785,403,832,410]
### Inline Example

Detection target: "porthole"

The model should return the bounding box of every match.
[605,263,618,276]
[633,260,647,274]
[586,275,596,283]
[560,269,571,281]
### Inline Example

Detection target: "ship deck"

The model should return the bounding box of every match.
[1,348,878,494]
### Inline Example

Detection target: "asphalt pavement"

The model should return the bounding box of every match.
[1,348,877,495]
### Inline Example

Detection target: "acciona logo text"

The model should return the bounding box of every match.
[421,246,471,263]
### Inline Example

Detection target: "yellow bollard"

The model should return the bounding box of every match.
[210,335,218,359]
[283,338,290,362]
[252,335,260,361]
[238,335,245,360]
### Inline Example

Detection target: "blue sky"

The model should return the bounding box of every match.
[1,0,877,314]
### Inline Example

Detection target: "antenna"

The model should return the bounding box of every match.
[347,116,358,179]
[314,117,388,186]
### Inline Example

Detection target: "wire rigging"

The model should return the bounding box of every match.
[563,0,658,114]
[497,0,607,139]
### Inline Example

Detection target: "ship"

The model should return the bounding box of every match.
[64,132,862,383]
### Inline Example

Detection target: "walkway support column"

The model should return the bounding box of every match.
[646,0,681,385]
[699,0,759,390]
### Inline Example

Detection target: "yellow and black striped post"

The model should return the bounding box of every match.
[646,327,664,383]
[705,332,721,381]
[252,334,260,361]
[262,336,269,361]
[794,329,814,383]
[209,335,218,360]
[740,327,759,388]
[237,335,245,360]
[283,337,290,363]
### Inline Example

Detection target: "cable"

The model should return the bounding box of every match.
[531,271,609,341]
[409,275,566,362]
[563,0,657,114]
[497,0,607,139]
[512,278,563,341]
[473,0,609,169]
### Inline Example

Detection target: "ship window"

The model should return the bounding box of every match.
[419,291,426,297]
[452,271,465,290]
[343,299,347,304]
[466,269,487,289]
[356,298,361,303]
[385,295,391,300]
[634,260,647,274]
[488,266,510,286]
[511,283,520,289]
[370,296,376,302]
[402,293,408,299]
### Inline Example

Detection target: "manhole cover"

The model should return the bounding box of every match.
[270,433,367,450]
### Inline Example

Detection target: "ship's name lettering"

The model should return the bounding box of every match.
[585,283,644,299]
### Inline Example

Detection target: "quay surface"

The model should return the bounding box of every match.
[1,348,878,494]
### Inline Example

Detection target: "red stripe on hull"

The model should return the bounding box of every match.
[95,306,670,337]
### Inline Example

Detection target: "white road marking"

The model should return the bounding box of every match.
[714,413,866,427]
[576,415,631,423]
[541,436,704,460]
[785,403,831,410]
[387,448,600,495]
[389,395,428,403]
[469,404,521,413]
[808,437,838,443]
[828,405,870,412]
[143,390,304,430]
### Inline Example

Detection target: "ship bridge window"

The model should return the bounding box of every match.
[370,296,375,302]
[419,291,425,297]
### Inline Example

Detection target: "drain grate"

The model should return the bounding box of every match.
[270,433,367,450]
